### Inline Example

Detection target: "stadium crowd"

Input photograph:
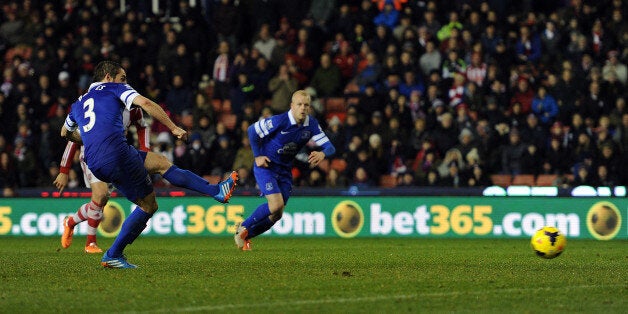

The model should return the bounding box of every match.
[0,0,627,196]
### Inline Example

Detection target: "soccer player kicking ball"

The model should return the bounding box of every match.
[54,106,150,253]
[61,61,238,268]
[234,90,335,250]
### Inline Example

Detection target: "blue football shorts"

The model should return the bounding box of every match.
[92,145,152,202]
[253,163,293,204]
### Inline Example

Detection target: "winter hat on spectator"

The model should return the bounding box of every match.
[58,71,70,81]
[156,132,172,145]
[432,99,444,108]
[328,115,341,127]
[190,132,202,142]
[459,128,474,141]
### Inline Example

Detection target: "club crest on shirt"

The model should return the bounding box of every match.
[301,131,311,139]
[265,182,273,191]
[265,119,273,130]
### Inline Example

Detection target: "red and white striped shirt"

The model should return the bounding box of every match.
[466,63,487,87]
[212,54,229,82]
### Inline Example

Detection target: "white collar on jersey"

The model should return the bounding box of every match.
[88,82,104,91]
[288,109,310,126]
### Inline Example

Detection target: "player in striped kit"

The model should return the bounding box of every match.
[54,106,149,253]
[234,90,335,250]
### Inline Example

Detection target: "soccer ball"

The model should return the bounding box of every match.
[530,226,566,259]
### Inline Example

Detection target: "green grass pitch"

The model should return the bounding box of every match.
[0,237,625,313]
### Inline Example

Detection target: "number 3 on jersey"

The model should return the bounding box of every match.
[83,98,96,132]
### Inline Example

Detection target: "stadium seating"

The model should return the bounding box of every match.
[330,158,347,173]
[379,174,397,188]
[317,158,330,173]
[324,97,347,112]
[535,174,558,186]
[512,174,536,186]
[490,174,512,187]
[324,97,347,122]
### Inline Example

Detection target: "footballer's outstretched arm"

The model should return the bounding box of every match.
[132,94,188,141]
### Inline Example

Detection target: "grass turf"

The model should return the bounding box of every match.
[0,237,625,313]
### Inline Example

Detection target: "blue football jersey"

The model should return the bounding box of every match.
[64,82,139,169]
[249,110,332,167]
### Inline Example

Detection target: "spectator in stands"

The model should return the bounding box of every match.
[464,160,490,187]
[520,144,543,175]
[515,25,542,64]
[363,111,389,145]
[165,74,194,117]
[581,80,612,121]
[501,129,527,176]
[373,1,400,30]
[12,137,36,187]
[211,40,232,101]
[310,53,342,97]
[230,72,256,117]
[573,133,597,166]
[596,143,621,176]
[351,166,374,188]
[268,64,298,114]
[210,136,235,176]
[572,164,595,186]
[592,164,617,187]
[232,135,254,173]
[235,166,256,189]
[544,137,571,175]
[398,70,424,99]
[212,0,241,50]
[453,128,477,161]
[531,86,559,126]
[302,169,325,187]
[437,148,465,178]
[510,77,534,115]
[333,40,357,87]
[437,11,463,43]
[253,23,277,61]
[423,169,440,187]
[354,51,382,93]
[431,112,459,156]
[439,161,462,188]
[602,50,627,85]
[519,113,548,154]
[419,40,441,77]
[441,49,466,86]
[0,151,18,193]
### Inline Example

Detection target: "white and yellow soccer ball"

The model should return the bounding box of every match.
[530,226,566,259]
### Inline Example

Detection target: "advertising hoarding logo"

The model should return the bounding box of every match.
[586,201,621,240]
[99,201,125,237]
[331,200,364,238]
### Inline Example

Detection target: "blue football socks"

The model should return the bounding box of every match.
[163,165,219,196]
[107,206,152,258]
[242,203,271,229]
[247,216,275,238]
[242,203,275,238]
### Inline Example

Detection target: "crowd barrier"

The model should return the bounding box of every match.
[0,185,625,240]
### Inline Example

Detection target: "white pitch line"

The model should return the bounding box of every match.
[131,284,626,313]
